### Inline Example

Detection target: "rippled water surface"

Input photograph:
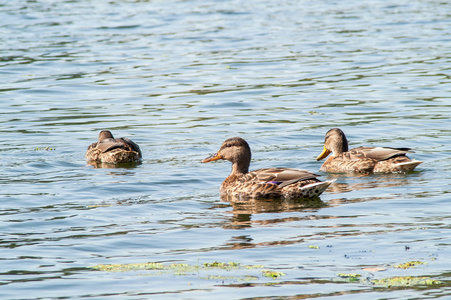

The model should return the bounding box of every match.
[1,0,451,299]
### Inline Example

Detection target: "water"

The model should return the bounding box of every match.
[1,0,451,299]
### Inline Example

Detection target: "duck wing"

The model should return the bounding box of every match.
[93,138,122,153]
[250,167,320,188]
[350,146,412,161]
[121,137,142,155]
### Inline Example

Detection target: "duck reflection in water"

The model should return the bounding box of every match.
[323,173,421,194]
[87,160,142,169]
[316,172,423,208]
[215,196,327,230]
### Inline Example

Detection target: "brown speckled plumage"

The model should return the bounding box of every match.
[316,128,422,173]
[85,130,142,164]
[202,137,333,199]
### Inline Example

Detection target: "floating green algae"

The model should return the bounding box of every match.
[394,261,425,269]
[200,275,260,281]
[91,262,164,272]
[35,147,55,151]
[86,204,114,208]
[92,261,441,287]
[90,261,278,282]
[203,261,240,269]
[335,273,442,287]
[262,270,286,279]
[91,261,266,273]
[371,276,442,287]
[337,273,362,282]
[202,261,264,270]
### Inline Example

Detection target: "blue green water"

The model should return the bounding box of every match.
[1,0,451,299]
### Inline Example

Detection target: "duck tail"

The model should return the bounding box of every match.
[300,179,336,198]
[395,160,423,172]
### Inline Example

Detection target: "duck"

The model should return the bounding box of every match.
[85,130,142,164]
[316,128,422,173]
[202,137,334,199]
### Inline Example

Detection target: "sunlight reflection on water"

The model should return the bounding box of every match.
[1,0,451,298]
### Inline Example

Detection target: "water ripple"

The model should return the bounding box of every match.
[1,0,451,298]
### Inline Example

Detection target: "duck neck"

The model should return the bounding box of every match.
[333,137,348,155]
[230,158,249,175]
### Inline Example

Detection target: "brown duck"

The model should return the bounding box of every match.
[85,130,142,164]
[316,128,422,173]
[202,137,334,199]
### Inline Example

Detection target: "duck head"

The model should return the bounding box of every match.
[202,137,251,175]
[316,128,349,160]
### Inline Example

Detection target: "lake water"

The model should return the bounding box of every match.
[1,0,451,299]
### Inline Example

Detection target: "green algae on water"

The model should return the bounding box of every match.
[394,261,425,269]
[372,276,442,287]
[337,273,362,282]
[91,261,265,273]
[262,270,286,279]
[90,261,276,282]
[91,262,164,272]
[203,261,240,269]
[35,147,55,151]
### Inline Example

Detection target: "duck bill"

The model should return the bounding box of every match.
[316,147,331,161]
[201,153,223,163]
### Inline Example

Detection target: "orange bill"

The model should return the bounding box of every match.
[316,147,331,161]
[201,153,223,163]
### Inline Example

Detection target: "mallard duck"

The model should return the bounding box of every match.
[85,130,142,164]
[202,137,334,199]
[316,128,422,173]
